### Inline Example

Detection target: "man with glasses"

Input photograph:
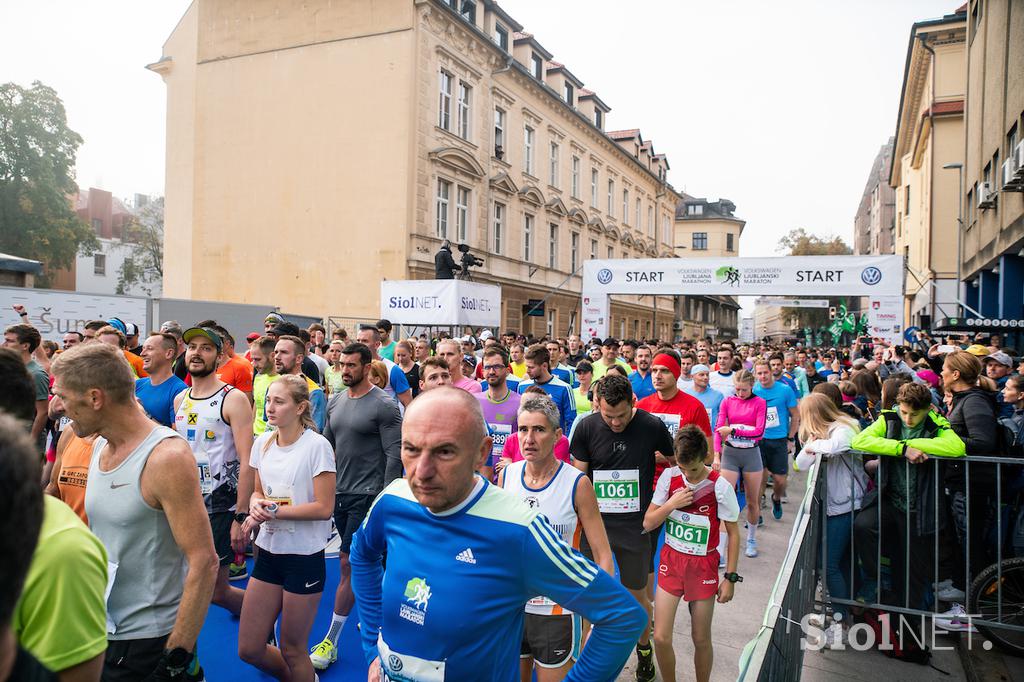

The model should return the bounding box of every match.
[476,346,521,481]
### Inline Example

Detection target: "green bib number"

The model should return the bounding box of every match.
[664,511,711,556]
[593,469,641,513]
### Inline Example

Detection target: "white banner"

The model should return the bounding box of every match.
[380,280,501,327]
[1,287,148,341]
[581,292,610,342]
[760,298,830,308]
[867,296,903,345]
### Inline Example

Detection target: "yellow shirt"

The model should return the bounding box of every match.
[510,361,527,379]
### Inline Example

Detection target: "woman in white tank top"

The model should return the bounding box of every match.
[237,376,336,682]
[499,394,614,682]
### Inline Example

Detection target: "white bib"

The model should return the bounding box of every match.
[593,469,640,513]
[654,413,681,437]
[765,406,780,429]
[379,635,445,682]
[664,510,711,556]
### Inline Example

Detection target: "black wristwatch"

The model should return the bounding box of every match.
[723,572,743,584]
[161,647,191,677]
[233,512,247,523]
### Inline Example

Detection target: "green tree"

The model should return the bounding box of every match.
[0,81,95,284]
[117,197,163,296]
[776,228,854,331]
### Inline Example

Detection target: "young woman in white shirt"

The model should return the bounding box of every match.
[238,375,336,682]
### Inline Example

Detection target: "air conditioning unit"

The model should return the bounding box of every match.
[1004,158,1024,191]
[1015,141,1024,178]
[977,181,996,209]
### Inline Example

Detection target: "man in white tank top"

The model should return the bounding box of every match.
[52,342,218,681]
[173,327,254,618]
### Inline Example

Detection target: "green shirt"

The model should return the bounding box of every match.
[573,386,592,414]
[324,366,348,397]
[890,420,927,512]
[14,496,108,672]
[591,358,632,380]
[253,372,282,435]
[380,341,397,362]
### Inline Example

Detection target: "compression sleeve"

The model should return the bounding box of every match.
[350,497,388,666]
[522,516,647,681]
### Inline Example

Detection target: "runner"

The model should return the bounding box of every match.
[310,342,403,671]
[569,374,674,682]
[499,393,614,682]
[546,339,578,387]
[628,345,656,400]
[708,347,736,397]
[355,325,413,407]
[565,334,586,367]
[419,356,453,392]
[435,338,482,394]
[196,321,254,402]
[784,351,809,398]
[62,331,83,350]
[685,364,725,432]
[645,425,741,682]
[349,388,647,681]
[52,343,217,681]
[713,370,767,556]
[477,346,521,481]
[510,343,528,379]
[250,335,281,436]
[394,340,421,399]
[769,352,799,396]
[2,323,49,453]
[274,335,327,431]
[592,338,632,380]
[322,339,346,396]
[636,351,713,592]
[136,332,188,427]
[44,392,93,523]
[572,360,593,415]
[238,376,336,681]
[517,345,576,435]
[173,326,255,599]
[753,359,799,521]
[414,338,431,364]
[675,352,696,392]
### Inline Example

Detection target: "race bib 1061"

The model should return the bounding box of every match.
[593,469,640,513]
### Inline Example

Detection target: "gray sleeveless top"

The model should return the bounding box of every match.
[85,426,187,640]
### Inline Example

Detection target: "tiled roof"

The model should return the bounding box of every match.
[607,129,641,139]
[927,99,964,116]
[513,31,532,40]
[547,60,564,69]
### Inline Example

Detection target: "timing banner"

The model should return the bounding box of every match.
[580,255,903,341]
[380,280,501,327]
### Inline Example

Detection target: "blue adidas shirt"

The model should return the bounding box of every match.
[135,375,187,427]
[350,478,646,681]
[517,375,577,434]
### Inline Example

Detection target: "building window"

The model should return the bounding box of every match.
[494,107,505,157]
[647,205,654,237]
[493,202,504,254]
[564,82,574,106]
[531,53,543,80]
[549,223,558,268]
[438,70,453,130]
[662,215,670,244]
[607,246,614,259]
[726,233,735,252]
[524,126,535,175]
[549,142,559,187]
[455,186,470,241]
[590,238,598,259]
[457,81,471,140]
[494,23,508,51]
[435,179,451,238]
[524,214,534,261]
[459,0,475,23]
[904,186,910,215]
[571,232,579,272]
[993,150,1001,188]
[594,109,603,129]
[607,179,614,214]
[622,189,629,223]
[1009,124,1019,156]
[692,232,708,250]
[635,197,641,229]
[91,218,102,233]
[571,156,580,198]
[93,253,106,276]
[591,168,598,208]
[687,204,703,216]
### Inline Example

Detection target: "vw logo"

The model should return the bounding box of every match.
[389,655,403,671]
[597,268,613,284]
[611,470,620,480]
[861,267,882,285]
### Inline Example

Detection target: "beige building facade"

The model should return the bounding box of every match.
[854,137,896,257]
[890,6,966,327]
[151,0,681,339]
[961,0,1024,324]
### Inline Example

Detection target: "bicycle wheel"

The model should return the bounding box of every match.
[969,556,1024,655]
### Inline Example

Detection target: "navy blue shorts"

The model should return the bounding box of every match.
[252,549,326,594]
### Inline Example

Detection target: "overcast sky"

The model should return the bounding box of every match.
[3,0,957,299]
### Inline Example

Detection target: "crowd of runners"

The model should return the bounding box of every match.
[3,304,1024,681]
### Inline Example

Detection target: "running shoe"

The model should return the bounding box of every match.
[309,639,338,670]
[932,578,953,591]
[228,562,248,581]
[934,603,977,633]
[634,643,656,682]
[772,496,783,520]
[743,515,765,529]
[745,538,758,558]
[936,584,966,602]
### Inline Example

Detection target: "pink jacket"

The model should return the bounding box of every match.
[715,395,767,453]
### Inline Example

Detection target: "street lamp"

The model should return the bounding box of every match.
[943,162,964,317]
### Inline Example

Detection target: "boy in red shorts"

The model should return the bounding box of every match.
[644,424,741,682]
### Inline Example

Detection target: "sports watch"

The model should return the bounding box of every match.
[233,512,248,523]
[723,572,743,584]
[160,647,191,677]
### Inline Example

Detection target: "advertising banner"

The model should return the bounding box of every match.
[0,286,148,341]
[380,280,501,327]
[867,296,903,345]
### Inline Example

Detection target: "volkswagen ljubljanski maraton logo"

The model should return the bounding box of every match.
[597,268,613,284]
[861,267,882,285]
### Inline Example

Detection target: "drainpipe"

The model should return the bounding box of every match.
[919,35,938,324]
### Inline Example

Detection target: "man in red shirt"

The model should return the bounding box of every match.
[636,350,712,600]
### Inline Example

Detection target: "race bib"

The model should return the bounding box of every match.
[488,423,512,465]
[379,635,445,682]
[766,406,780,429]
[706,407,714,426]
[264,482,295,534]
[194,452,213,495]
[664,511,711,556]
[655,413,681,437]
[727,424,756,449]
[593,469,640,513]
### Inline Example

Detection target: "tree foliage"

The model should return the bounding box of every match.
[776,228,854,332]
[117,197,164,296]
[0,81,95,283]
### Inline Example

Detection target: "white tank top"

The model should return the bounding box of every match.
[503,460,584,615]
[174,384,239,513]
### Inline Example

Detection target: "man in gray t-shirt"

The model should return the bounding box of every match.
[311,342,402,671]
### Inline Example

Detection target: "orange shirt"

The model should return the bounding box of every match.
[218,354,254,393]
[124,350,147,378]
[56,434,93,524]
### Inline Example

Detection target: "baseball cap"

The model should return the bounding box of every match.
[692,363,711,374]
[268,322,301,337]
[984,351,1013,367]
[245,332,261,343]
[602,337,619,347]
[479,330,493,341]
[124,322,139,337]
[965,344,990,357]
[462,353,477,368]
[265,312,285,325]
[183,326,223,351]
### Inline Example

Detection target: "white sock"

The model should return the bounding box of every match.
[747,524,757,542]
[326,613,347,647]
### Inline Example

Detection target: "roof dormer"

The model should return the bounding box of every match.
[545,61,583,108]
[578,89,611,130]
[513,32,552,82]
